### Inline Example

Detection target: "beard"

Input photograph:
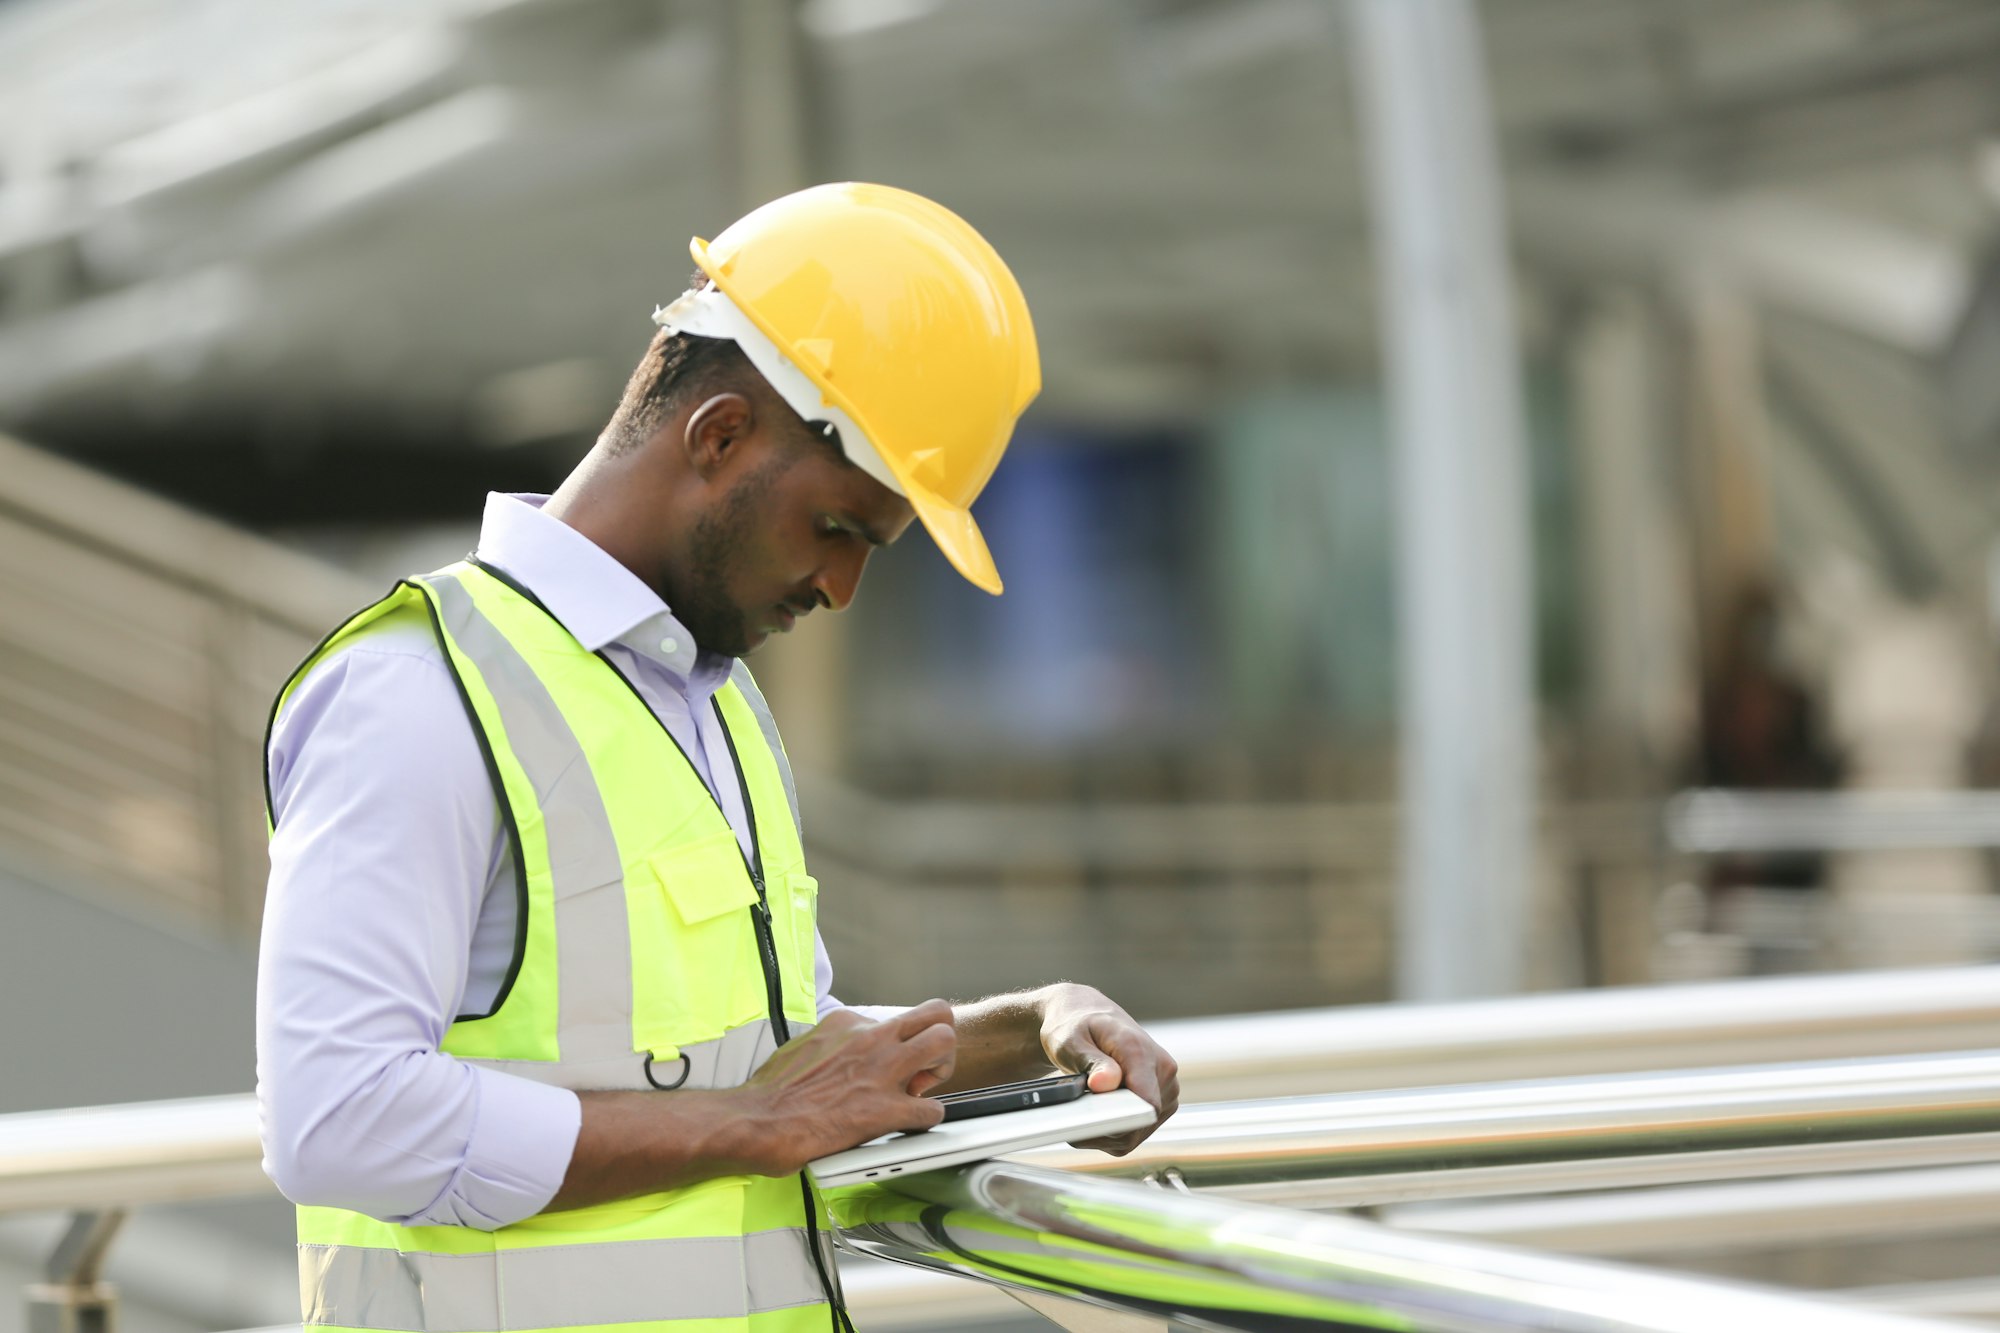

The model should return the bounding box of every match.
[673,457,784,658]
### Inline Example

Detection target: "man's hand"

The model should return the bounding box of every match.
[549,999,955,1212]
[939,984,1178,1155]
[735,999,958,1173]
[1036,983,1179,1154]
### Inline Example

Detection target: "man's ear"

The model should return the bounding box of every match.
[683,392,757,482]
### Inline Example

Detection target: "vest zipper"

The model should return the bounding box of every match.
[748,868,792,1046]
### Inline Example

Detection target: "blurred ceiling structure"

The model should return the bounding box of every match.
[2,0,2000,525]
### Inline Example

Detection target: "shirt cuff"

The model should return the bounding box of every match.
[412,1072,581,1230]
[843,1003,909,1023]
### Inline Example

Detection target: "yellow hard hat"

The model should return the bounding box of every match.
[654,182,1040,595]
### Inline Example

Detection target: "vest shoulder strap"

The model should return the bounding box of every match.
[264,581,433,829]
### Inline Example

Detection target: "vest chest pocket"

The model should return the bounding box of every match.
[626,829,768,1049]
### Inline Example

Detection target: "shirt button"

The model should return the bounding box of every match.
[658,636,679,655]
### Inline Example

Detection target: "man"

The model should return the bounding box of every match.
[258,182,1179,1333]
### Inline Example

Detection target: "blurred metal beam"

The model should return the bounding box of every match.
[27,1210,126,1333]
[1348,0,1536,1000]
[1851,1277,2000,1321]
[1505,7,2000,185]
[726,0,812,207]
[1668,789,2000,854]
[1682,263,1776,683]
[1513,181,1970,354]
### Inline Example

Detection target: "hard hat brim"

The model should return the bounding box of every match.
[902,481,1003,596]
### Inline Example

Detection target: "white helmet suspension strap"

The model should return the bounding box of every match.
[651,286,904,498]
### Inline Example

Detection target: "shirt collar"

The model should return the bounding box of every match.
[470,494,728,692]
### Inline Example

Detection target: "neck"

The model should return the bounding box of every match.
[545,445,680,602]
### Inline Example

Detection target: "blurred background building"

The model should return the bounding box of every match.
[7,0,2000,1327]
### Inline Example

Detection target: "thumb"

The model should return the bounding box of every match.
[1066,1030,1123,1092]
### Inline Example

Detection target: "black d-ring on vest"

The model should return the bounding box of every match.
[643,1052,692,1090]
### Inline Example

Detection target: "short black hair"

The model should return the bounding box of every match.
[603,272,763,455]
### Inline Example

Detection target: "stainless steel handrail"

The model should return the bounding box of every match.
[0,1095,264,1214]
[11,1050,2000,1216]
[836,1159,1972,1332]
[1383,1161,2000,1257]
[1017,1049,2000,1207]
[1159,964,2000,1099]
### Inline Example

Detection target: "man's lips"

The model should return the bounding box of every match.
[771,596,816,633]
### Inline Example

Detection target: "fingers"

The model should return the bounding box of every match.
[854,1000,954,1099]
[1072,1023,1178,1157]
[885,997,954,1038]
[746,1001,968,1167]
[1069,1132,1142,1155]
[883,1013,952,1130]
[1069,1117,1160,1155]
[894,1090,947,1133]
[1122,1041,1177,1119]
[1093,1019,1179,1121]
[1061,1021,1124,1093]
[894,1018,957,1087]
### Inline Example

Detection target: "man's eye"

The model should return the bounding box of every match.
[821,516,845,537]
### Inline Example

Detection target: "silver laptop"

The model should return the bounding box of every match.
[807,1089,1155,1188]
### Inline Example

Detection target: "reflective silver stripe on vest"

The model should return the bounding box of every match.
[729,662,801,837]
[467,1016,811,1091]
[302,1228,825,1331]
[422,574,635,1071]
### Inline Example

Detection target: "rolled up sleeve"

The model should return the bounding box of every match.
[257,637,580,1229]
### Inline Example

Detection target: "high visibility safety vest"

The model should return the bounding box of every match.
[265,559,837,1333]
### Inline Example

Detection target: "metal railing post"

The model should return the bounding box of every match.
[26,1210,128,1333]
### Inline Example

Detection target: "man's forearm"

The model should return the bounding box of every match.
[547,1088,776,1213]
[934,985,1070,1093]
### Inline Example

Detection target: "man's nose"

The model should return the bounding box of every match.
[811,546,870,612]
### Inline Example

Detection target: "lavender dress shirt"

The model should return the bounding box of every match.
[257,493,883,1231]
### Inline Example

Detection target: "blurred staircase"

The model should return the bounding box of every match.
[0,433,371,940]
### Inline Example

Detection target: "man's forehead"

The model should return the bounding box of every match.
[831,465,916,545]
